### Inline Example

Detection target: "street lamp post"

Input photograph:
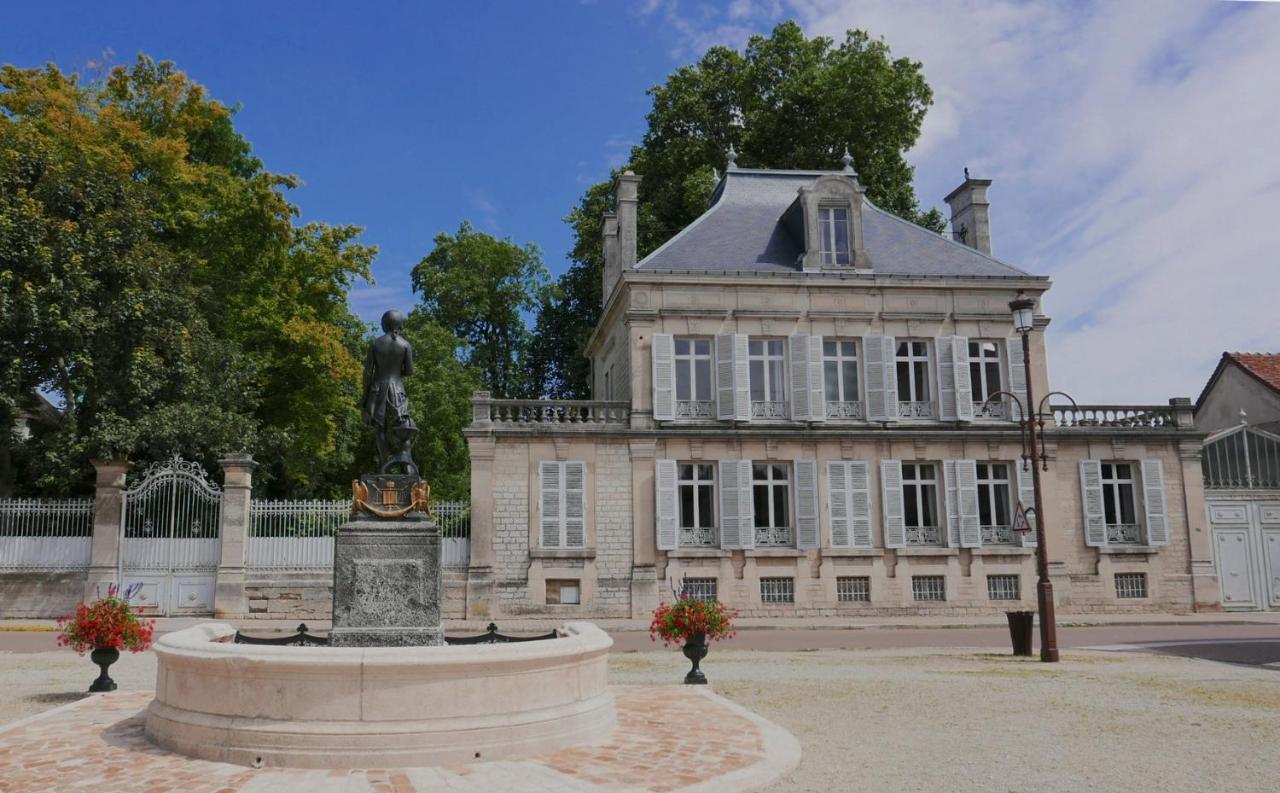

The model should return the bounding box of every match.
[1009,293,1060,663]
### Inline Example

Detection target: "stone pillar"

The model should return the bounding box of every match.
[628,316,655,430]
[214,454,256,619]
[84,459,129,601]
[629,439,658,618]
[466,435,497,619]
[1177,438,1220,611]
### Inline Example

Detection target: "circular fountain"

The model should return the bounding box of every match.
[145,621,615,768]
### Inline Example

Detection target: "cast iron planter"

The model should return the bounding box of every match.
[682,632,708,685]
[89,646,119,692]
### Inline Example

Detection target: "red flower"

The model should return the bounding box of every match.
[56,596,154,655]
[648,597,737,647]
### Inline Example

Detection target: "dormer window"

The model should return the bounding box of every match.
[819,205,851,265]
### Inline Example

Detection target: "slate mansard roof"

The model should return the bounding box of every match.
[635,169,1041,279]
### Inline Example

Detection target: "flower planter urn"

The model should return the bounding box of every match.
[682,632,708,685]
[89,646,119,692]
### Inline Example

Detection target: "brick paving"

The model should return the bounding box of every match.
[0,685,797,792]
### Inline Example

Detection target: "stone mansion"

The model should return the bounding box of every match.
[461,156,1218,619]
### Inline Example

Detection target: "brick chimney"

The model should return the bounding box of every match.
[944,172,993,255]
[600,212,619,307]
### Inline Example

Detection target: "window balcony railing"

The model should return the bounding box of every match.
[898,401,934,419]
[675,400,714,419]
[751,400,788,419]
[973,400,1008,420]
[1107,523,1142,544]
[982,524,1015,545]
[905,525,943,546]
[1051,403,1193,429]
[679,527,717,547]
[470,392,630,428]
[755,525,793,547]
[826,400,865,420]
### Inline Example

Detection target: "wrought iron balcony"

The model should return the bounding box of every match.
[750,400,788,419]
[679,527,717,547]
[755,525,793,547]
[1106,523,1142,544]
[675,400,714,419]
[898,401,934,419]
[973,400,1008,420]
[905,525,943,545]
[982,524,1015,545]
[825,400,865,420]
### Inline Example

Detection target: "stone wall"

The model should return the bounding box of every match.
[0,571,86,618]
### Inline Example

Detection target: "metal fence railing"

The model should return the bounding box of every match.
[0,498,95,571]
[246,498,471,573]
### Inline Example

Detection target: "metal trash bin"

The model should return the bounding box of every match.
[1006,611,1034,657]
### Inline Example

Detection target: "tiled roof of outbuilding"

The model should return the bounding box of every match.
[634,169,1042,279]
[1196,352,1280,409]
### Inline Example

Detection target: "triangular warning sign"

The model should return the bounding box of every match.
[1012,501,1032,533]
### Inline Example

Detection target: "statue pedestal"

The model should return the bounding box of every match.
[331,513,444,647]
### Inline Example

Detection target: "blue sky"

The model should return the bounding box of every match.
[5,1,1279,402]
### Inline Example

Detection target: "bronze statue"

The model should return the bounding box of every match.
[362,310,418,476]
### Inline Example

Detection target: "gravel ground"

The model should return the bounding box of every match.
[4,645,1278,792]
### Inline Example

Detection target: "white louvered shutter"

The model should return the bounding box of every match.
[1080,460,1107,547]
[848,461,873,548]
[655,459,678,550]
[564,461,586,548]
[716,334,750,421]
[881,459,906,548]
[944,459,961,545]
[828,462,850,548]
[719,460,755,549]
[956,459,981,547]
[952,337,974,421]
[789,334,811,420]
[1141,459,1169,546]
[1007,336,1028,420]
[1016,462,1037,548]
[540,461,562,548]
[652,333,675,421]
[863,335,899,421]
[795,460,819,550]
[732,334,751,420]
[808,335,827,423]
[937,338,958,421]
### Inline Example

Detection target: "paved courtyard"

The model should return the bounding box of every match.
[2,640,1278,792]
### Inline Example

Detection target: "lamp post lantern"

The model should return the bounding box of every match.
[1009,292,1059,663]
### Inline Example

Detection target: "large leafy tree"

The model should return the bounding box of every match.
[0,57,373,496]
[529,22,941,398]
[410,222,552,399]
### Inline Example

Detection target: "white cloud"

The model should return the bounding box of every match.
[650,1,1280,403]
[466,188,502,234]
[347,285,412,324]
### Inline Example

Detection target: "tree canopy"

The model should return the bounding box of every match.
[529,22,941,398]
[0,56,373,496]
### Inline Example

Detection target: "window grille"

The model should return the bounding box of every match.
[1115,572,1147,599]
[681,578,718,601]
[836,576,870,602]
[760,577,795,604]
[987,574,1020,600]
[911,575,946,602]
[1201,426,1280,489]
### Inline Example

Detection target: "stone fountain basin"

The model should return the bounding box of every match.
[145,621,615,769]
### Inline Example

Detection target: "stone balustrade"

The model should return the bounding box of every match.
[471,392,630,428]
[1051,398,1195,430]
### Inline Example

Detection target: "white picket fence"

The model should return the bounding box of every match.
[247,499,471,573]
[0,498,95,571]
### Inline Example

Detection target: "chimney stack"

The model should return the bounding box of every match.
[616,171,641,269]
[600,212,619,307]
[944,172,993,255]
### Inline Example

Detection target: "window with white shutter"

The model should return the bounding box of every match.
[880,460,906,548]
[651,333,675,421]
[795,460,819,550]
[1016,461,1037,548]
[655,459,678,550]
[718,459,754,549]
[716,334,750,421]
[540,461,587,549]
[969,340,1006,419]
[789,334,812,420]
[1141,459,1169,546]
[1006,336,1028,420]
[1079,460,1107,547]
[977,462,1015,545]
[828,461,872,549]
[677,462,717,547]
[943,459,982,548]
[895,340,933,419]
[674,337,714,419]
[863,335,899,421]
[748,338,787,419]
[822,339,860,420]
[936,336,973,422]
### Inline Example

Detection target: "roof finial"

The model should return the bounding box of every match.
[1240,408,1249,426]
[841,147,855,175]
[964,166,970,180]
[726,143,738,170]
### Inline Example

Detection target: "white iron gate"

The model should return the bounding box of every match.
[119,455,222,615]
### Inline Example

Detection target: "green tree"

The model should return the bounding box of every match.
[0,56,374,496]
[410,222,552,399]
[399,317,480,500]
[530,21,941,398]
